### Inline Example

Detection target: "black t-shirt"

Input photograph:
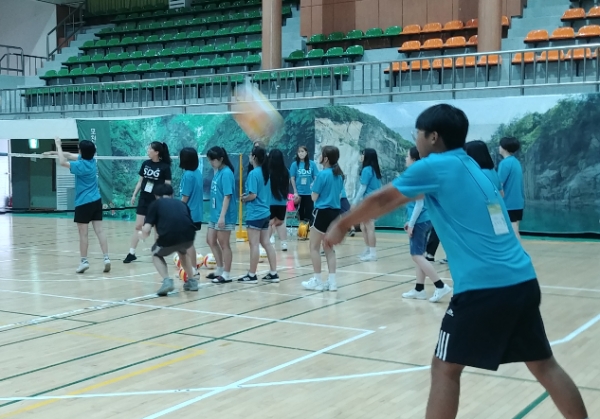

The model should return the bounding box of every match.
[145,198,195,247]
[139,160,172,199]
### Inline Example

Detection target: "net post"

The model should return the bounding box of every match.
[236,153,248,242]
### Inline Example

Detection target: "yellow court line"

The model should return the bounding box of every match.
[0,349,206,418]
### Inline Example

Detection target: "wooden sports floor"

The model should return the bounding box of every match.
[0,215,598,419]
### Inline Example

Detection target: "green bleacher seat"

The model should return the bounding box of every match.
[187,30,203,40]
[144,50,157,58]
[162,21,175,29]
[158,48,172,57]
[201,45,216,53]
[69,68,83,76]
[146,35,160,43]
[57,68,70,77]
[196,58,211,68]
[174,32,188,41]
[133,36,146,44]
[175,19,188,27]
[108,65,122,74]
[232,41,247,51]
[216,27,231,37]
[137,63,151,72]
[160,34,174,42]
[384,25,402,36]
[173,46,187,56]
[189,17,204,26]
[117,52,130,60]
[231,25,245,35]
[346,29,364,40]
[108,38,121,47]
[344,45,364,59]
[150,62,166,71]
[334,66,351,77]
[231,12,245,21]
[247,10,261,19]
[219,2,231,9]
[244,54,261,65]
[130,51,144,59]
[325,47,344,58]
[328,32,345,42]
[187,45,201,55]
[82,67,96,76]
[228,55,244,65]
[216,43,232,53]
[285,50,305,62]
[96,66,110,75]
[98,28,113,34]
[201,30,215,38]
[308,34,326,44]
[91,54,105,62]
[211,57,227,68]
[120,37,134,46]
[79,55,92,64]
[248,40,261,50]
[105,52,118,61]
[229,74,244,83]
[306,49,324,59]
[365,27,384,38]
[148,22,162,31]
[246,24,261,34]
[65,56,79,64]
[137,23,150,31]
[123,64,138,73]
[82,41,95,49]
[282,5,292,15]
[95,39,108,48]
[181,59,196,70]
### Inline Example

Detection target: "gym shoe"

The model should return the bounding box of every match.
[281,242,288,252]
[183,277,199,291]
[430,284,452,303]
[123,253,137,263]
[238,273,258,284]
[402,289,428,300]
[327,279,338,292]
[262,273,280,283]
[211,275,232,284]
[425,254,435,262]
[302,277,328,291]
[76,261,90,274]
[359,253,377,262]
[156,278,175,296]
[439,259,448,264]
[103,258,111,273]
[358,249,369,259]
[349,228,355,237]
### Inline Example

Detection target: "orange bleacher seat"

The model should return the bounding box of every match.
[587,6,600,18]
[562,8,586,21]
[443,20,464,32]
[577,25,600,38]
[432,58,454,69]
[465,19,478,29]
[524,29,549,43]
[467,35,478,46]
[550,27,576,40]
[455,56,476,68]
[512,52,535,64]
[477,55,502,66]
[402,60,431,72]
[537,50,565,62]
[564,48,597,60]
[421,38,444,50]
[402,24,421,35]
[383,62,401,74]
[502,16,510,27]
[422,22,442,33]
[445,36,467,49]
[399,40,421,53]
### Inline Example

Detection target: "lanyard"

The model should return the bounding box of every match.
[455,155,499,205]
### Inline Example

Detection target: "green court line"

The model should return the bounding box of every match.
[511,392,549,419]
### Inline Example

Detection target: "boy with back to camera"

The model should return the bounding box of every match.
[139,183,199,296]
[324,104,588,419]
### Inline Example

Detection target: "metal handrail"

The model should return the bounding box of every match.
[0,45,24,76]
[47,2,86,60]
[2,42,599,117]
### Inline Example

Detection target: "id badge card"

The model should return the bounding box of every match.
[301,177,308,185]
[144,180,154,193]
[212,198,216,209]
[488,203,509,235]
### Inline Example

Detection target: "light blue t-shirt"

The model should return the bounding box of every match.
[341,182,347,199]
[392,148,536,295]
[245,167,270,220]
[210,166,237,225]
[70,156,101,207]
[482,168,502,193]
[312,168,343,210]
[360,166,382,197]
[406,200,430,224]
[289,160,318,196]
[180,169,203,223]
[267,180,288,206]
[498,155,525,210]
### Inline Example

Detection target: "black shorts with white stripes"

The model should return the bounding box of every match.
[435,279,553,371]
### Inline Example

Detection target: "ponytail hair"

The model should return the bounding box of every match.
[207,146,234,173]
[151,141,172,165]
[321,145,344,178]
[251,145,269,185]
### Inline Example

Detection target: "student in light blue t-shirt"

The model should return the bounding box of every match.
[44,138,110,275]
[498,137,525,241]
[321,104,587,419]
[301,146,344,293]
[402,147,450,303]
[240,145,277,284]
[267,149,290,253]
[352,148,382,262]
[205,146,237,284]
[289,146,319,223]
[464,140,503,194]
[179,147,204,279]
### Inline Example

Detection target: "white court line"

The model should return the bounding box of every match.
[0,289,373,333]
[0,259,18,263]
[541,285,600,294]
[549,313,600,346]
[140,330,374,419]
[0,272,158,283]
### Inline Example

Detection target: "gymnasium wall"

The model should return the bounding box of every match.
[0,0,57,57]
[300,0,526,37]
[74,92,600,235]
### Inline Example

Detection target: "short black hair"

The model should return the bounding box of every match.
[78,140,96,160]
[409,146,420,161]
[415,104,469,150]
[179,147,199,171]
[154,183,173,197]
[499,137,521,154]
[464,140,495,170]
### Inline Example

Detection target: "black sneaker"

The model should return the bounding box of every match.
[123,253,137,263]
[211,275,232,284]
[262,273,280,283]
[206,272,218,280]
[238,274,258,284]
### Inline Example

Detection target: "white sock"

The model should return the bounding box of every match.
[129,248,136,255]
[248,272,256,277]
[81,257,88,263]
[215,266,224,276]
[103,254,110,260]
[270,271,277,276]
[222,271,230,280]
[369,247,377,256]
[328,273,336,283]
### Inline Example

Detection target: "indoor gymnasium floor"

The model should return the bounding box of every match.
[0,214,598,419]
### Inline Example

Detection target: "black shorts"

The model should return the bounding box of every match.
[270,205,287,221]
[312,208,341,234]
[435,279,552,371]
[137,195,155,216]
[507,209,523,222]
[151,241,194,258]
[74,199,103,224]
[193,222,202,231]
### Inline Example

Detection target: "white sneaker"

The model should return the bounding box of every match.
[402,289,428,300]
[103,259,111,273]
[359,253,377,262]
[430,284,453,303]
[281,242,288,252]
[302,277,328,291]
[327,279,337,292]
[76,261,90,274]
[358,248,369,259]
